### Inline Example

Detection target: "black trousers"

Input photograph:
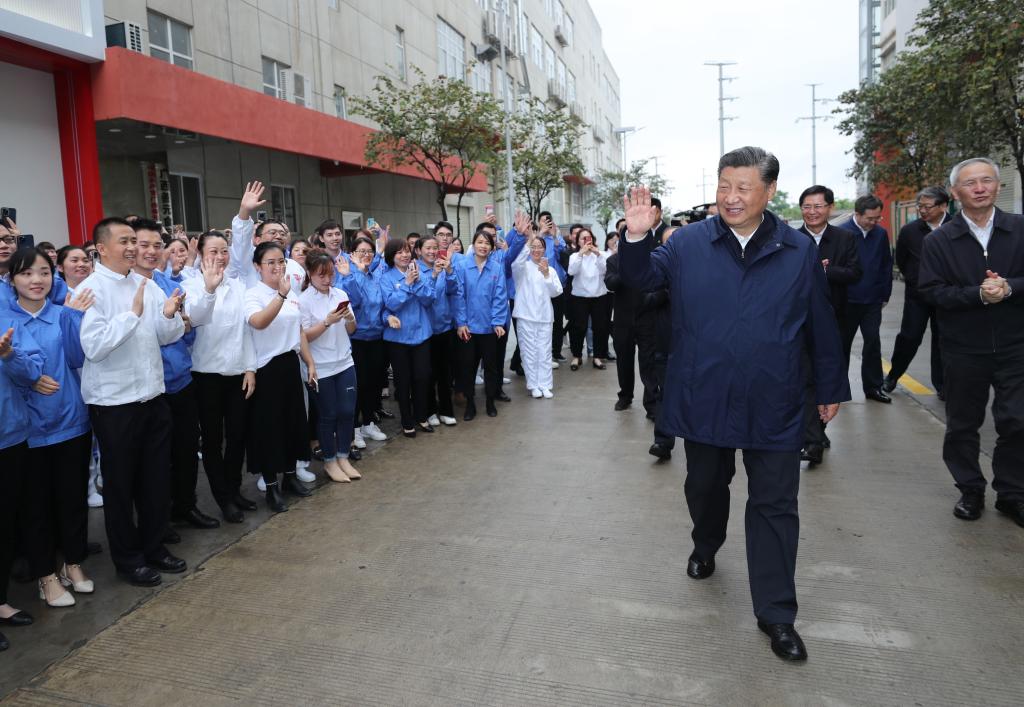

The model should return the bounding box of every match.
[841,302,884,393]
[613,322,659,412]
[509,299,522,372]
[942,349,1024,501]
[496,301,513,382]
[651,353,674,450]
[801,350,826,448]
[0,441,29,605]
[165,383,202,516]
[193,372,248,506]
[458,332,499,404]
[889,291,943,393]
[551,293,566,357]
[427,330,456,419]
[351,338,385,426]
[248,352,309,484]
[90,397,172,572]
[683,440,801,624]
[568,294,611,359]
[387,340,431,429]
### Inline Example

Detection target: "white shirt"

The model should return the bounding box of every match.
[965,209,995,252]
[245,281,302,369]
[230,215,306,291]
[567,249,609,298]
[183,275,257,375]
[298,286,355,378]
[511,248,563,323]
[78,262,185,405]
[804,224,826,247]
[730,214,765,252]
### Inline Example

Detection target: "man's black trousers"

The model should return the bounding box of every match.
[841,302,884,393]
[889,292,943,393]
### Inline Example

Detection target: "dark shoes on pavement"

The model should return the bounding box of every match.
[219,501,244,524]
[614,398,631,411]
[758,621,808,662]
[865,389,892,404]
[265,483,288,513]
[995,498,1024,527]
[954,492,984,520]
[800,445,824,467]
[117,566,162,587]
[162,527,181,545]
[172,507,220,529]
[686,552,715,580]
[881,375,898,393]
[283,473,312,497]
[649,443,672,461]
[0,610,33,627]
[148,553,187,574]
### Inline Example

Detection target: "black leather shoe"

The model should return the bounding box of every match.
[614,399,631,411]
[513,365,525,377]
[553,353,567,362]
[283,473,312,497]
[995,498,1024,527]
[0,632,8,651]
[266,484,288,513]
[865,389,892,404]
[162,527,181,545]
[645,411,656,421]
[649,443,671,461]
[800,445,824,466]
[117,566,162,587]
[757,621,807,661]
[86,541,103,555]
[417,422,435,433]
[402,429,417,438]
[822,433,831,449]
[233,492,257,511]
[464,402,477,421]
[937,390,946,402]
[147,553,187,574]
[486,400,498,417]
[312,446,324,461]
[375,407,395,420]
[173,507,220,529]
[686,552,715,579]
[0,610,34,627]
[219,501,244,524]
[954,492,984,520]
[349,447,362,461]
[881,375,898,393]
[495,392,512,403]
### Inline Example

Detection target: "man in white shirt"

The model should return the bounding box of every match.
[79,217,187,587]
[229,181,305,290]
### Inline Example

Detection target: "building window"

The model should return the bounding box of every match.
[437,18,465,80]
[271,185,298,231]
[544,43,555,81]
[531,25,543,67]
[470,48,492,94]
[168,173,204,233]
[293,72,307,107]
[554,1,564,27]
[544,0,554,19]
[333,85,348,118]
[147,12,192,69]
[328,0,338,8]
[565,14,574,45]
[556,58,566,94]
[518,11,528,56]
[262,57,288,99]
[395,26,407,81]
[567,70,576,103]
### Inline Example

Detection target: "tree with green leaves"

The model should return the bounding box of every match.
[349,67,503,236]
[768,190,802,221]
[589,160,670,233]
[490,97,586,221]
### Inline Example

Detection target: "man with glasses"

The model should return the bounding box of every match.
[839,194,893,403]
[919,158,1024,528]
[883,187,951,398]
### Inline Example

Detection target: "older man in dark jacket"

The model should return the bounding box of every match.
[619,147,850,663]
[919,157,1024,529]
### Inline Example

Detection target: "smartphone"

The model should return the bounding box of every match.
[256,210,268,222]
[18,233,34,248]
[438,249,448,259]
[485,204,494,216]
[1,207,16,225]
[335,300,350,313]
[367,217,376,229]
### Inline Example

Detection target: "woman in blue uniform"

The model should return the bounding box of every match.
[415,234,460,427]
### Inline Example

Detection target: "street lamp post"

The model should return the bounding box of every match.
[796,83,832,185]
[497,2,516,224]
[704,61,738,156]
[612,126,638,171]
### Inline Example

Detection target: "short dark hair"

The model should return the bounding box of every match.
[349,235,374,253]
[37,241,56,252]
[650,197,662,210]
[405,232,421,242]
[198,230,228,253]
[916,186,949,206]
[471,229,496,250]
[571,222,585,233]
[56,244,87,267]
[255,220,287,240]
[315,219,341,235]
[538,211,553,222]
[475,222,496,235]
[9,246,53,283]
[252,241,284,264]
[131,218,163,235]
[718,146,779,185]
[604,232,619,249]
[854,194,883,214]
[434,221,454,235]
[798,185,835,206]
[383,238,410,266]
[302,248,334,290]
[92,216,132,244]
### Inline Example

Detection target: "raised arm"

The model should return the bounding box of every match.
[618,187,673,291]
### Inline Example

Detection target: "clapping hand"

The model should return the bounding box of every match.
[0,328,13,359]
[163,288,186,319]
[131,281,147,317]
[622,186,660,237]
[239,181,267,220]
[65,288,95,312]
[202,257,225,293]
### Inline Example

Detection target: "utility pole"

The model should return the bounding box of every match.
[797,83,831,185]
[704,61,737,156]
[497,2,516,223]
[697,168,715,204]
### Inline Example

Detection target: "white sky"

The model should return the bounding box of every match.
[589,0,860,213]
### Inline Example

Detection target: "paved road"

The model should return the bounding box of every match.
[4,302,1023,706]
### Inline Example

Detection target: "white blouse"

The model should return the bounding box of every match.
[567,250,609,298]
[298,285,355,379]
[244,281,302,369]
[184,276,257,375]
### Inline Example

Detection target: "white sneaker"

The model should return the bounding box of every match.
[542,389,554,399]
[296,459,310,469]
[257,476,267,492]
[475,374,484,385]
[296,466,316,483]
[381,386,390,398]
[87,492,104,508]
[439,415,457,426]
[531,388,543,398]
[353,429,367,449]
[362,422,388,441]
[502,377,511,385]
[551,360,560,369]
[427,414,441,427]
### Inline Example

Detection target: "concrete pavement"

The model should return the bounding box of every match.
[3,309,1024,706]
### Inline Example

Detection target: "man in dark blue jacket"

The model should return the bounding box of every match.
[619,146,850,663]
[839,195,893,403]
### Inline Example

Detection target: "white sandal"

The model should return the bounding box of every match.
[39,575,75,607]
[60,563,95,594]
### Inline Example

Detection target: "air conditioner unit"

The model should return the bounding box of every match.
[106,21,145,53]
[554,25,569,47]
[341,211,363,231]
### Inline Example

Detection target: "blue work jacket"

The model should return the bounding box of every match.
[0,315,44,450]
[380,265,435,345]
[838,217,893,305]
[4,299,89,447]
[418,260,460,335]
[619,212,850,451]
[153,270,196,394]
[338,268,386,341]
[1,274,68,306]
[455,254,509,334]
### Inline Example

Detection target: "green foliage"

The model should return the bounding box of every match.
[768,190,803,221]
[589,160,671,232]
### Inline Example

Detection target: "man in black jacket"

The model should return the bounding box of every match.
[883,186,952,397]
[796,185,862,465]
[919,157,1024,528]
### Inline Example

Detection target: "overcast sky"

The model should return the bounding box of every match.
[589,0,861,212]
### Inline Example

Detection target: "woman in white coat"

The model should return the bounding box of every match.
[509,220,563,398]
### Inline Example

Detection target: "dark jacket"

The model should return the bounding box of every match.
[839,217,892,305]
[604,229,660,323]
[894,212,952,296]
[618,212,850,451]
[918,209,1024,355]
[798,223,863,318]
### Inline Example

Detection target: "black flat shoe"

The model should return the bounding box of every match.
[649,443,672,461]
[349,447,362,461]
[686,552,715,579]
[0,610,34,627]
[312,446,324,461]
[375,408,395,420]
[403,428,417,438]
[464,403,477,421]
[219,501,244,524]
[954,491,984,520]
[233,492,258,511]
[592,360,606,370]
[881,375,897,393]
[995,498,1024,527]
[486,400,498,417]
[417,422,435,433]
[495,392,512,403]
[173,507,220,529]
[865,389,892,404]
[283,474,312,497]
[614,399,631,411]
[266,484,288,513]
[822,433,831,449]
[162,527,181,545]
[757,621,808,662]
[800,445,824,467]
[0,632,8,652]
[147,553,187,574]
[117,566,162,587]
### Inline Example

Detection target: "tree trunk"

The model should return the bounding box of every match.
[436,188,448,221]
[455,191,466,241]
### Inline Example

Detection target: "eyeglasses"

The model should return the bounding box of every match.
[800,204,829,211]
[262,228,287,237]
[0,235,19,246]
[916,202,937,210]
[353,249,374,255]
[260,258,287,267]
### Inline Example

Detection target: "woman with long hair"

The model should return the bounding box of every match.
[56,245,93,294]
[567,227,611,371]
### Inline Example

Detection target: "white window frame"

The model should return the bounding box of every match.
[262,57,288,99]
[531,25,543,67]
[544,43,555,81]
[470,47,492,94]
[567,70,576,103]
[147,11,192,69]
[565,14,574,45]
[437,18,465,80]
[395,26,407,81]
[333,85,348,119]
[168,172,205,233]
[271,184,298,232]
[293,71,308,107]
